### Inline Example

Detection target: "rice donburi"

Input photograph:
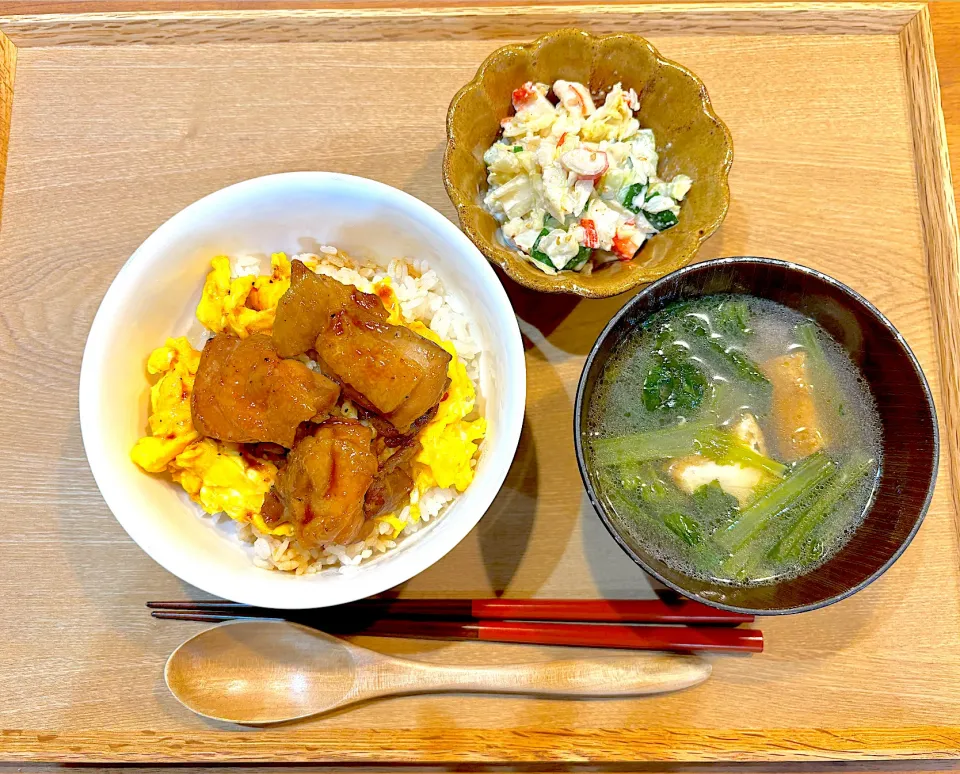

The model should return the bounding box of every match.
[131,249,486,574]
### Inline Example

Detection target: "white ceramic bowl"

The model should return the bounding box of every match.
[79,172,526,608]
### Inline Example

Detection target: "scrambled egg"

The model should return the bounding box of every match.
[132,257,486,544]
[130,336,287,537]
[170,439,284,536]
[130,337,200,472]
[196,253,293,338]
[409,328,485,492]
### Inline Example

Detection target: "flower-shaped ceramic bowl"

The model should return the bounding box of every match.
[443,29,734,298]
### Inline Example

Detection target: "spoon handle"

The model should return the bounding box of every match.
[391,652,711,698]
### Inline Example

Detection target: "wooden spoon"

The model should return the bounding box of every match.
[165,620,712,724]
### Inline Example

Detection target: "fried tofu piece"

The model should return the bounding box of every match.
[670,457,767,506]
[191,334,340,448]
[731,412,768,456]
[762,350,825,461]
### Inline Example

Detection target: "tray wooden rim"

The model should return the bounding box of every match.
[0,1,931,42]
[1,0,958,765]
[3,726,960,764]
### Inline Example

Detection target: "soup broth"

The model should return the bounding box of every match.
[586,294,882,586]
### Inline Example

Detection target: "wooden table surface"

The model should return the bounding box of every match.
[0,1,957,772]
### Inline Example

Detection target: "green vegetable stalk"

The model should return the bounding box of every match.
[698,432,787,478]
[796,321,847,425]
[720,535,773,580]
[716,452,837,553]
[772,453,876,562]
[664,511,704,546]
[595,423,785,480]
[591,422,715,466]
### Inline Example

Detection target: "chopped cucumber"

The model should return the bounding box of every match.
[528,228,553,268]
[646,209,679,231]
[622,183,647,213]
[563,245,592,271]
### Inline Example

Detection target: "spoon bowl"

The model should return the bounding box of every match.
[166,620,712,725]
[166,620,360,723]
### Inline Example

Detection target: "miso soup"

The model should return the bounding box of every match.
[585,294,883,586]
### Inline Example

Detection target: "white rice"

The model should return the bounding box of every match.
[217,249,483,575]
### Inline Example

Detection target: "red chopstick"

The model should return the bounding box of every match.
[468,598,752,624]
[147,597,753,625]
[325,618,763,653]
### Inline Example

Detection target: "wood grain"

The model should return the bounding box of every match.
[900,5,960,564]
[0,28,15,225]
[2,727,960,764]
[0,1,958,766]
[930,2,960,253]
[0,4,924,46]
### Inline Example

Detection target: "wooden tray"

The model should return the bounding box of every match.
[2,1,960,765]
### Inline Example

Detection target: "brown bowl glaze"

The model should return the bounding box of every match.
[575,258,939,614]
[443,29,733,299]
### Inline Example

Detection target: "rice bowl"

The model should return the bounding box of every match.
[133,247,486,576]
[79,172,525,608]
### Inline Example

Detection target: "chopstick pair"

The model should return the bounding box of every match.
[148,597,763,653]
